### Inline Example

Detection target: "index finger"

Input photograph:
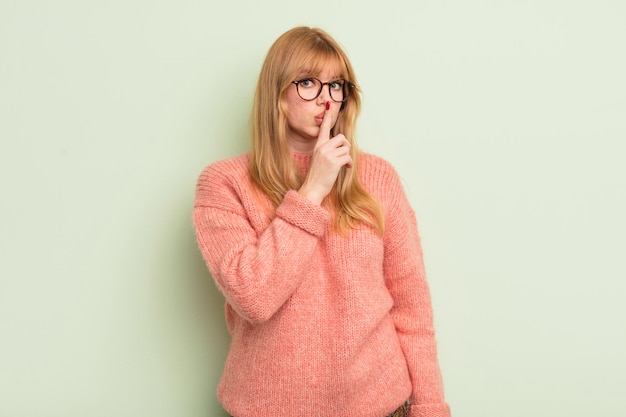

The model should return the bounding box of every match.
[317,103,333,142]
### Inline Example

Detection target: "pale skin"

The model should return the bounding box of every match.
[286,70,352,206]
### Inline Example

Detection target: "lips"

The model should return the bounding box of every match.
[314,112,324,125]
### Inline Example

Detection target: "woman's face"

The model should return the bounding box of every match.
[284,68,343,153]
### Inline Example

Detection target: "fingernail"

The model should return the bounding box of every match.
[326,102,330,111]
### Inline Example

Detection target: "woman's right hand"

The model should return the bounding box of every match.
[298,105,352,205]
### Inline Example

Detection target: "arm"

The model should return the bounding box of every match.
[383,171,451,417]
[193,164,330,324]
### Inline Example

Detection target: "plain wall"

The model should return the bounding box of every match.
[1,1,624,416]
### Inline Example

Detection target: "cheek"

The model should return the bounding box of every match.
[286,103,304,127]
[285,87,305,110]
[285,94,306,121]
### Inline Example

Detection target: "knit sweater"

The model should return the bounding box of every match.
[193,152,451,417]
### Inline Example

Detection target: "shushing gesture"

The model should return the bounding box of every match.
[298,102,353,206]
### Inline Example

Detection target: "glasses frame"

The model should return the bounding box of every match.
[291,77,355,103]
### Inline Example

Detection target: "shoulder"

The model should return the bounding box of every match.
[357,152,403,190]
[358,152,414,218]
[195,153,251,207]
[358,152,395,171]
[197,153,249,184]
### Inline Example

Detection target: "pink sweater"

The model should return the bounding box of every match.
[194,152,451,417]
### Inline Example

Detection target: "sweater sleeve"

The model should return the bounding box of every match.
[382,169,451,417]
[193,163,330,324]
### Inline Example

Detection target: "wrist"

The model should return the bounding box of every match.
[297,184,324,206]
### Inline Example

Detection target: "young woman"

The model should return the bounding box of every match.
[194,26,451,417]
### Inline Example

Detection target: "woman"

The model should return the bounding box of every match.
[194,26,451,417]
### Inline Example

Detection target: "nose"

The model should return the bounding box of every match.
[317,83,333,103]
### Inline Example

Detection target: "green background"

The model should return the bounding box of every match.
[1,1,624,416]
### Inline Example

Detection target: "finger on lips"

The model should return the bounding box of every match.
[317,104,352,169]
[318,105,332,142]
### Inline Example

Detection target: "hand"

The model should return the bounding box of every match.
[298,104,352,205]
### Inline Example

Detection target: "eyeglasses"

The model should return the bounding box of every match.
[291,78,355,103]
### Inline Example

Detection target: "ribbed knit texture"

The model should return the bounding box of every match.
[193,152,451,417]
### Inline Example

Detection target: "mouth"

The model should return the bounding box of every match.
[314,112,325,125]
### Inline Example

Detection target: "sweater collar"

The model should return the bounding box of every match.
[291,151,313,174]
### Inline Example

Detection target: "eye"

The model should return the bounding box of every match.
[330,80,344,90]
[298,78,315,88]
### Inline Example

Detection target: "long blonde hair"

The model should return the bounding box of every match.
[249,26,384,235]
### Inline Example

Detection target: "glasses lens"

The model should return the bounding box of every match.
[342,82,353,101]
[329,80,353,102]
[297,79,322,100]
[328,81,344,102]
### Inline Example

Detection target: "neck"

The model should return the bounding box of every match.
[287,140,315,154]
[286,131,316,154]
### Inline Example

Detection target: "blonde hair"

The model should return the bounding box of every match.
[249,26,384,235]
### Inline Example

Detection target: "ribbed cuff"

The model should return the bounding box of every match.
[275,190,330,237]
